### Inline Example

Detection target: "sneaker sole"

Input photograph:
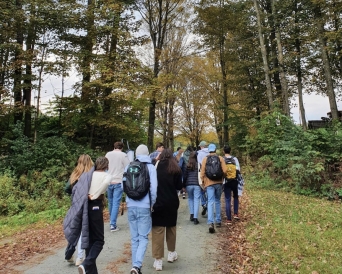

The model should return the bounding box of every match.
[209,227,215,233]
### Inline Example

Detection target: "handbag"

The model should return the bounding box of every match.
[65,242,76,260]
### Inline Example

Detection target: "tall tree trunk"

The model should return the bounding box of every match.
[271,0,289,116]
[219,38,229,145]
[253,0,273,109]
[313,6,338,120]
[13,0,23,124]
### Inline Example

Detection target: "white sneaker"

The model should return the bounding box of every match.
[75,257,84,266]
[167,251,178,262]
[153,259,163,271]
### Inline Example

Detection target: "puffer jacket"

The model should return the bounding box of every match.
[63,167,94,249]
[183,166,200,188]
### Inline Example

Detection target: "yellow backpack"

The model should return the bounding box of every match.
[224,156,237,181]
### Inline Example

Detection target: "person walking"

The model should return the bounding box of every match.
[223,145,241,225]
[152,148,183,271]
[78,156,112,274]
[105,141,130,232]
[200,144,227,234]
[64,154,94,266]
[183,151,201,225]
[123,144,158,274]
[149,142,165,165]
[197,141,209,215]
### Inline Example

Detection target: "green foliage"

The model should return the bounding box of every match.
[246,111,342,198]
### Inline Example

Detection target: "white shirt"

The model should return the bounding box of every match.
[88,171,112,199]
[105,150,130,183]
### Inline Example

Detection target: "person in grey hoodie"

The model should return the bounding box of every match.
[197,141,209,215]
[122,144,158,274]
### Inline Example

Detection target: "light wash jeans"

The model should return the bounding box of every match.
[186,185,202,218]
[77,234,84,259]
[206,184,222,224]
[201,189,207,206]
[107,183,123,227]
[127,207,152,269]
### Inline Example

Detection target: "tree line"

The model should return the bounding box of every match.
[0,0,341,152]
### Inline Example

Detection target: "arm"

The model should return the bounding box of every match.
[148,164,158,206]
[220,156,227,175]
[200,157,206,182]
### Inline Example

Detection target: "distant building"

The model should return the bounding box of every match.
[308,111,342,129]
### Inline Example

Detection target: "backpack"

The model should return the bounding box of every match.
[183,150,191,166]
[123,160,150,200]
[205,155,224,180]
[224,156,237,181]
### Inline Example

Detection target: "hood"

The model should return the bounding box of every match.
[198,148,209,154]
[136,154,152,163]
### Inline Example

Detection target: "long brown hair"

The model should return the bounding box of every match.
[187,151,198,171]
[69,154,94,185]
[159,148,182,174]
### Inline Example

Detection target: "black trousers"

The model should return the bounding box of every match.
[82,199,104,274]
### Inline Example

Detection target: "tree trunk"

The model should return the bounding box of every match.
[314,6,338,120]
[253,0,273,109]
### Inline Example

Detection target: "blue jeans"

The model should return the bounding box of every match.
[107,183,123,227]
[127,207,152,269]
[201,189,207,207]
[224,182,239,221]
[206,184,222,224]
[186,185,202,218]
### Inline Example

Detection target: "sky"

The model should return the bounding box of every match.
[37,72,342,125]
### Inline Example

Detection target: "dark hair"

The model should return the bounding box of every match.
[223,146,231,154]
[159,148,182,174]
[176,147,181,151]
[185,145,193,152]
[114,141,124,150]
[187,151,198,171]
[95,157,109,170]
[156,142,164,150]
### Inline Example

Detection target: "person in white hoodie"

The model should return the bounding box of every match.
[122,144,158,274]
[197,141,209,216]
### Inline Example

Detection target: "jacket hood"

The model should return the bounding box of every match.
[136,154,152,163]
[198,148,209,154]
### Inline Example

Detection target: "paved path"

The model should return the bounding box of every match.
[19,198,220,274]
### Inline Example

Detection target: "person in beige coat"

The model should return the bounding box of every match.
[200,144,227,233]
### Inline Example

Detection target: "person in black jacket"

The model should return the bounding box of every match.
[183,151,201,225]
[152,148,183,271]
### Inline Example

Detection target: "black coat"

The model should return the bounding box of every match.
[152,160,183,227]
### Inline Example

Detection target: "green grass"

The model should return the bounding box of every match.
[0,207,67,238]
[246,182,342,274]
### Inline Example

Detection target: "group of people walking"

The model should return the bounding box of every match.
[63,140,243,274]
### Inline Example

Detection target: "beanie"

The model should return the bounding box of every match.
[135,144,149,156]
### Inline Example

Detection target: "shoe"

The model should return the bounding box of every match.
[193,218,199,225]
[233,214,240,220]
[226,220,233,225]
[182,194,186,199]
[153,259,163,271]
[167,251,178,262]
[66,255,74,263]
[130,266,142,274]
[216,222,221,228]
[75,257,84,266]
[78,265,85,274]
[190,214,194,221]
[209,223,215,233]
[110,225,119,232]
[201,205,207,216]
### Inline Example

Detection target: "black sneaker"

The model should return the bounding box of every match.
[190,214,194,221]
[201,205,207,216]
[182,193,186,199]
[193,218,199,225]
[130,266,142,274]
[209,223,215,233]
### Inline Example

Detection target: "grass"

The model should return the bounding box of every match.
[246,182,342,274]
[0,207,66,238]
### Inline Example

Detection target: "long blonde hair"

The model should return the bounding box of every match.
[69,154,94,185]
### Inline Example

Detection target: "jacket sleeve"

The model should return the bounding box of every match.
[220,156,227,175]
[200,157,207,183]
[149,164,158,206]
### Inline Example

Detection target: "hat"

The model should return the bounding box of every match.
[199,141,207,147]
[208,143,216,152]
[135,144,149,156]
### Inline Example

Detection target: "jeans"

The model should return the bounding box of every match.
[83,199,104,274]
[107,183,123,227]
[224,182,239,221]
[77,233,84,259]
[128,207,152,269]
[201,189,207,207]
[186,185,202,218]
[206,184,222,224]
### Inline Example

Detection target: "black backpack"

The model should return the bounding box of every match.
[123,160,150,200]
[205,155,224,180]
